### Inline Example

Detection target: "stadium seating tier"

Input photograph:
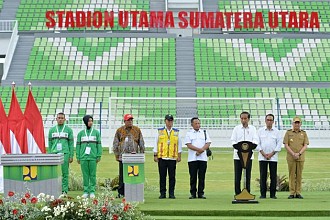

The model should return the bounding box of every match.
[194,38,330,82]
[218,0,329,32]
[16,0,150,31]
[25,37,176,81]
[0,86,176,125]
[1,86,329,129]
[197,87,330,128]
[0,0,3,13]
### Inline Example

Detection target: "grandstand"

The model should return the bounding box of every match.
[26,37,176,81]
[217,0,329,32]
[194,37,330,82]
[0,0,329,148]
[16,0,150,31]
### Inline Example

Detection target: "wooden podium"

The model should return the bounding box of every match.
[232,141,258,204]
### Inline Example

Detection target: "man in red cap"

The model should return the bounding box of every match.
[113,114,145,198]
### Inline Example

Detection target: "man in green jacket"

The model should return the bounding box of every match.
[48,112,74,195]
[76,115,102,199]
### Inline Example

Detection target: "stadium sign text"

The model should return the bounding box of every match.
[45,11,320,29]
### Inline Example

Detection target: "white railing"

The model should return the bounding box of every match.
[199,0,203,12]
[43,117,329,131]
[0,20,19,80]
[42,116,330,148]
[0,20,16,32]
[280,118,330,130]
[106,117,329,131]
[39,96,330,147]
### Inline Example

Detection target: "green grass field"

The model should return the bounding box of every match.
[68,148,330,219]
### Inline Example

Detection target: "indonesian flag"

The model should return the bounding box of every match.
[8,89,27,154]
[24,90,46,153]
[0,98,10,154]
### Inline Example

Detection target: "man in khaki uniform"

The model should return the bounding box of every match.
[283,116,309,199]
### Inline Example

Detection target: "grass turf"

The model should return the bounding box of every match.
[67,148,330,218]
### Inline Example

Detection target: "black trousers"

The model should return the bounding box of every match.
[158,158,177,196]
[118,161,124,196]
[188,161,207,196]
[259,160,278,197]
[234,159,252,195]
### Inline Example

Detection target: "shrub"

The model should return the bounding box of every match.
[68,170,106,191]
[255,173,289,192]
[303,179,330,191]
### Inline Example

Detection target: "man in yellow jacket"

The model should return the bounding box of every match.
[153,114,182,199]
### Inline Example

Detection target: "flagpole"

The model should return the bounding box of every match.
[28,82,32,91]
[11,81,15,90]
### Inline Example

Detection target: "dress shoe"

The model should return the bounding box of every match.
[270,196,277,199]
[295,194,304,199]
[198,195,206,199]
[116,194,124,199]
[259,195,266,199]
[159,194,166,199]
[82,193,89,199]
[288,195,295,199]
[169,195,176,199]
[189,195,196,199]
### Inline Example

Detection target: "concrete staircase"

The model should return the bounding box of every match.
[2,35,34,86]
[149,0,167,33]
[167,0,200,37]
[175,37,197,118]
[201,0,222,34]
[0,0,20,20]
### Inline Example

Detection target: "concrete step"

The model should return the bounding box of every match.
[2,35,34,86]
[176,62,194,65]
[0,0,21,20]
[176,69,195,72]
[175,36,196,100]
[176,51,194,53]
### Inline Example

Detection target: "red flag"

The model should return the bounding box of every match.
[24,90,46,153]
[0,98,10,154]
[8,89,27,154]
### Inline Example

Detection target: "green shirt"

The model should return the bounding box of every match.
[48,124,74,158]
[76,128,102,161]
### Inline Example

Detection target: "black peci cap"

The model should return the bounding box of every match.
[165,114,174,121]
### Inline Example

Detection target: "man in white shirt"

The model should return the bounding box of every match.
[231,112,258,195]
[154,114,182,199]
[184,117,211,199]
[257,114,282,199]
